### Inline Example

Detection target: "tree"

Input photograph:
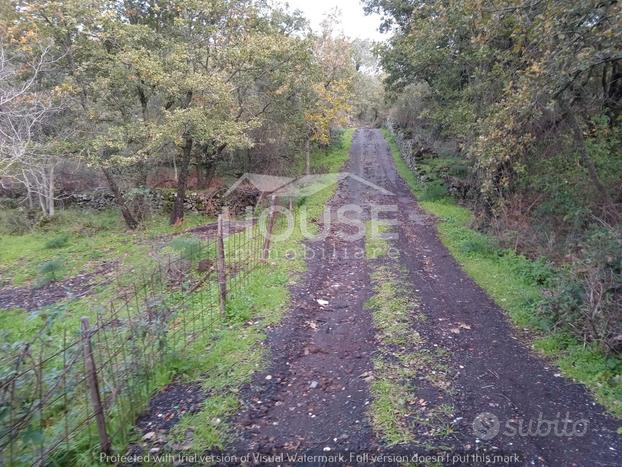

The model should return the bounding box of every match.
[303,17,355,173]
[0,25,65,217]
[3,0,363,228]
[13,0,316,227]
[369,0,622,219]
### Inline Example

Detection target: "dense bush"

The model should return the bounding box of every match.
[544,227,622,353]
[374,0,622,352]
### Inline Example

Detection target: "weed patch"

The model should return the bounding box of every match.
[366,264,454,445]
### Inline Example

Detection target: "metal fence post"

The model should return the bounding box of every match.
[262,195,277,261]
[80,317,111,456]
[216,214,227,315]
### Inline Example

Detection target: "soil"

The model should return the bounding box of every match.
[229,129,621,464]
[135,381,206,434]
[0,261,116,311]
[232,133,379,454]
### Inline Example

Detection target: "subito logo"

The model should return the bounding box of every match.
[472,412,500,440]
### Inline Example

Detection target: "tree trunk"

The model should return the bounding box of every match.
[37,191,46,214]
[170,136,194,225]
[23,172,33,208]
[559,99,612,209]
[101,166,139,230]
[305,138,311,175]
[204,159,216,188]
[47,164,55,217]
[196,153,218,190]
[195,152,205,189]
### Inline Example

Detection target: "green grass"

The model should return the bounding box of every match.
[168,262,296,449]
[365,219,392,259]
[314,129,354,173]
[366,264,454,446]
[367,266,418,445]
[0,209,214,354]
[367,268,418,348]
[292,128,354,175]
[369,375,414,445]
[0,209,209,287]
[172,395,239,450]
[0,130,355,461]
[382,128,622,418]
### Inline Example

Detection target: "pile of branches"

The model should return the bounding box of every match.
[226,185,261,215]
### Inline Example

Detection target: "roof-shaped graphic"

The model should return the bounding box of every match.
[224,172,394,198]
[272,172,393,197]
[224,173,293,197]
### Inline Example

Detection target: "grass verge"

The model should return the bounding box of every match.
[167,130,355,451]
[382,128,622,419]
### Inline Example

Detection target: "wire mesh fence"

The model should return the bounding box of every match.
[0,206,277,466]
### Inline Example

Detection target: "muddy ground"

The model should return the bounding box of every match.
[229,129,621,465]
[0,261,117,311]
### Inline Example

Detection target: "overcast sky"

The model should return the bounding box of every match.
[279,0,387,42]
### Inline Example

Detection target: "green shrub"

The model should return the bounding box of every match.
[543,227,622,352]
[329,127,346,147]
[44,233,70,249]
[169,236,204,261]
[502,253,553,286]
[0,208,40,235]
[34,259,64,288]
[126,187,154,222]
[459,236,494,256]
[0,198,19,209]
[419,182,448,201]
[47,209,119,234]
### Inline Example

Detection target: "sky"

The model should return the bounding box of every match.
[278,0,388,42]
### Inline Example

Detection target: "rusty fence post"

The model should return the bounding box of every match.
[262,195,277,262]
[80,317,111,456]
[216,214,227,315]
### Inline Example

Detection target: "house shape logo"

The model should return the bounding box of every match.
[223,173,294,197]
[224,172,394,199]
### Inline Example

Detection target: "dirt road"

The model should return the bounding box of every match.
[233,129,621,465]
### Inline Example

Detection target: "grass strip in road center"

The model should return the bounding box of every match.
[364,226,455,448]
